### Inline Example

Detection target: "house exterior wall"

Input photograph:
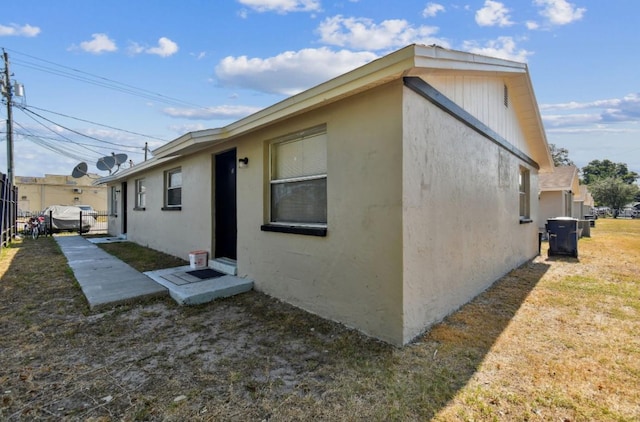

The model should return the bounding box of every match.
[240,80,405,345]
[401,85,540,344]
[110,81,406,344]
[539,190,566,229]
[572,200,584,219]
[109,152,231,261]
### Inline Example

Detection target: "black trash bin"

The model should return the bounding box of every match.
[584,214,596,227]
[546,217,579,258]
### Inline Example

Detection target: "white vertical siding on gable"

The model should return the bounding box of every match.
[426,75,528,155]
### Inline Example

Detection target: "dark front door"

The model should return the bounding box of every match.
[215,149,237,259]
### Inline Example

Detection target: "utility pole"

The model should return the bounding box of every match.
[2,49,14,184]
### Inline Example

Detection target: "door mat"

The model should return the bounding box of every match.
[186,268,226,280]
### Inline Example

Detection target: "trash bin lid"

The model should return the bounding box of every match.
[547,216,578,221]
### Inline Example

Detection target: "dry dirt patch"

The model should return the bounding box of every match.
[1,220,639,421]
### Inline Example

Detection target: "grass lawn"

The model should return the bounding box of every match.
[0,218,638,421]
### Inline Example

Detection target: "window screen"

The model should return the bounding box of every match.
[270,131,327,225]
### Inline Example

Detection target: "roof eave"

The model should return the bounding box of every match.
[151,44,541,162]
[95,155,179,185]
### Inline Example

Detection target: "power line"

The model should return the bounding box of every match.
[15,107,106,158]
[25,104,169,143]
[12,120,97,163]
[2,48,215,176]
[6,47,211,110]
[5,130,144,155]
[18,105,143,148]
[9,108,146,167]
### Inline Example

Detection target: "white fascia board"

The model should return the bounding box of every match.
[94,156,178,185]
[151,48,418,161]
[151,127,227,158]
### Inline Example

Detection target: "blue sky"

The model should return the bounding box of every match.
[1,0,638,178]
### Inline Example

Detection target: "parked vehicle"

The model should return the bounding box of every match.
[76,204,98,218]
[42,205,94,233]
[617,208,638,218]
[594,207,612,217]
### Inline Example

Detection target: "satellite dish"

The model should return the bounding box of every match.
[113,153,128,166]
[72,162,88,178]
[96,155,116,172]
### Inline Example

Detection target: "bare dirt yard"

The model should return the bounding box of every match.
[1,219,639,421]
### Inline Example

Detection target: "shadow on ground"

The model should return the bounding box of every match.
[0,235,549,420]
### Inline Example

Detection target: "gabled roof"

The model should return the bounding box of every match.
[100,44,552,184]
[574,185,594,206]
[539,165,580,192]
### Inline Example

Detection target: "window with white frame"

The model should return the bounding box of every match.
[519,167,530,220]
[269,127,327,225]
[110,186,118,216]
[164,168,182,209]
[135,178,146,209]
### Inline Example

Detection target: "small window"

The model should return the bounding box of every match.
[135,178,146,209]
[519,167,530,220]
[164,168,182,208]
[269,128,327,226]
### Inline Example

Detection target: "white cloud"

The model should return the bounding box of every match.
[462,36,531,62]
[237,0,321,14]
[127,37,179,57]
[127,42,145,55]
[542,113,600,128]
[146,37,179,57]
[0,23,40,37]
[163,105,262,120]
[168,123,208,134]
[526,21,540,30]
[534,0,586,26]
[77,33,118,54]
[541,93,640,126]
[475,1,514,27]
[422,3,445,18]
[546,127,633,135]
[540,98,625,111]
[317,15,449,51]
[215,47,377,96]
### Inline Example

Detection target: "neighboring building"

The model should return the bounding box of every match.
[574,185,595,219]
[16,174,107,214]
[100,44,553,346]
[538,165,580,229]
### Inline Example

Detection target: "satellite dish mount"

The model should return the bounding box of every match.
[70,152,128,178]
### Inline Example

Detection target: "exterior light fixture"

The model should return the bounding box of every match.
[238,157,249,168]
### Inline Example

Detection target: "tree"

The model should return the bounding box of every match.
[548,143,575,167]
[589,177,639,217]
[581,159,639,185]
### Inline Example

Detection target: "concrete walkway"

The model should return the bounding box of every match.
[55,235,168,309]
[55,235,254,310]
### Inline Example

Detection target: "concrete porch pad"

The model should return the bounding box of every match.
[145,265,254,305]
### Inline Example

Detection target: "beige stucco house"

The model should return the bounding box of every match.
[15,173,107,214]
[574,185,595,219]
[100,44,553,346]
[538,165,581,229]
